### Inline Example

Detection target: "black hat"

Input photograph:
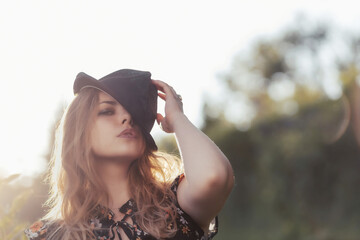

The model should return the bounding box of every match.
[73,69,158,151]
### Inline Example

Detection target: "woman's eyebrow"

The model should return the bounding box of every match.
[99,100,117,105]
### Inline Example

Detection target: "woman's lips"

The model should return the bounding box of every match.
[117,128,137,138]
[118,134,137,138]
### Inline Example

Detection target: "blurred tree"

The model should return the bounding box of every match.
[214,15,354,130]
[0,174,30,240]
[3,14,360,240]
[0,102,67,239]
[200,15,360,239]
[19,103,67,224]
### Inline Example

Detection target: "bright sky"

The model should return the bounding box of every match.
[0,0,358,179]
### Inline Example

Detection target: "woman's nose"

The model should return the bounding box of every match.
[121,113,134,127]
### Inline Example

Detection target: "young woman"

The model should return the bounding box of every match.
[25,69,234,240]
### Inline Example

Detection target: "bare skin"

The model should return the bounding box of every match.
[92,80,234,237]
[152,79,234,233]
[92,91,145,217]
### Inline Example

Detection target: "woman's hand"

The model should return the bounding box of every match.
[151,79,184,133]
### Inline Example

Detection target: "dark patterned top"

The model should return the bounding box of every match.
[24,174,218,240]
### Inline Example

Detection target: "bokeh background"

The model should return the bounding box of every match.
[1,1,360,239]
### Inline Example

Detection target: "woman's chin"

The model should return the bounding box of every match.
[93,152,141,162]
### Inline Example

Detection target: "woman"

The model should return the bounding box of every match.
[25,69,234,240]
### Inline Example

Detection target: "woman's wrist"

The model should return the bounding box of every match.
[172,112,190,133]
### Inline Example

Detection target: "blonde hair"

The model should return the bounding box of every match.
[42,87,183,239]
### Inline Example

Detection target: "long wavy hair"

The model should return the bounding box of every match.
[42,87,183,239]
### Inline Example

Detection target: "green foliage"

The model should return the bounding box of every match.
[197,16,360,239]
[201,99,360,239]
[157,135,180,157]
[2,14,359,240]
[0,174,32,240]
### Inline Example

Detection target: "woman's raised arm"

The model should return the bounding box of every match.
[152,79,234,230]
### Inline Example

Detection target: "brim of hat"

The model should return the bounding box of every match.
[73,72,111,95]
[73,72,158,151]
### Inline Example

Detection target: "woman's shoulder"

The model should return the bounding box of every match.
[170,173,185,193]
[24,220,49,240]
[24,219,61,240]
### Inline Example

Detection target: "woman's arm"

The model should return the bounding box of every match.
[152,79,234,229]
[173,113,234,228]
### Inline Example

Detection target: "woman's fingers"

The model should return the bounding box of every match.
[151,79,183,133]
[156,113,164,125]
[152,79,181,102]
[158,92,166,100]
[151,79,166,92]
[151,80,166,99]
[152,79,176,95]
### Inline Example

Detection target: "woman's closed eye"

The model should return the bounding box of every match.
[98,109,115,116]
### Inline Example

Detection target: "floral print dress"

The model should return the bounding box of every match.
[24,173,218,240]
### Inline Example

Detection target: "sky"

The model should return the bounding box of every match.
[0,0,359,179]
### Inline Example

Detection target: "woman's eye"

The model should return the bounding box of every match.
[98,109,114,116]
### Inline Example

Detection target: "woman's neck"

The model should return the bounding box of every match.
[95,158,133,210]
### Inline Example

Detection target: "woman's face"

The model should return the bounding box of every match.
[90,91,145,162]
